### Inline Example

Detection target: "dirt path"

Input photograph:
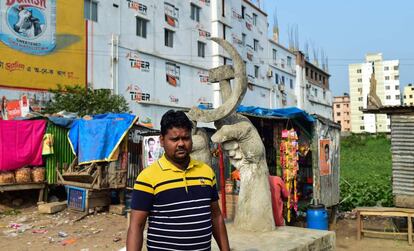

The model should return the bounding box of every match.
[335,218,413,251]
[1,205,413,250]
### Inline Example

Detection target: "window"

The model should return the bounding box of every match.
[164,29,174,47]
[410,95,413,99]
[290,79,293,89]
[305,68,309,76]
[404,95,407,99]
[84,0,98,22]
[253,13,257,26]
[395,85,399,90]
[385,76,390,80]
[314,88,318,97]
[254,65,259,78]
[336,104,340,108]
[358,106,363,111]
[242,33,246,46]
[281,76,285,84]
[411,102,414,106]
[396,95,400,100]
[310,70,314,79]
[221,0,225,17]
[222,24,226,39]
[197,41,205,58]
[275,73,279,84]
[395,75,399,80]
[337,121,341,124]
[191,4,201,22]
[394,65,399,70]
[384,66,389,71]
[357,78,362,82]
[357,69,362,73]
[336,112,341,116]
[360,126,365,130]
[385,85,390,90]
[386,95,391,100]
[272,49,277,61]
[361,116,364,120]
[136,17,147,38]
[357,87,362,93]
[346,104,349,107]
[253,39,259,51]
[358,97,363,101]
[241,5,245,19]
[287,56,292,67]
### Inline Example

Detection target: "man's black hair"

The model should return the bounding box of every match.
[148,137,155,143]
[160,110,193,136]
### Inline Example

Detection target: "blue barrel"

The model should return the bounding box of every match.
[307,204,328,230]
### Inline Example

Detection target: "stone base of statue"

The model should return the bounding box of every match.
[212,223,335,251]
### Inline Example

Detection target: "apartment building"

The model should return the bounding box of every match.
[349,53,400,133]
[295,51,333,120]
[333,95,351,132]
[0,0,333,128]
[403,84,414,106]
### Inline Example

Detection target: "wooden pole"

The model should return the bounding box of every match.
[218,144,227,218]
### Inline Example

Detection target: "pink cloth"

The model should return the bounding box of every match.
[0,120,47,171]
[269,175,289,226]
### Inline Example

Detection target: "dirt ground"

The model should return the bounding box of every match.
[1,193,413,251]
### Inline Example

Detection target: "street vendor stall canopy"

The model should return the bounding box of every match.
[236,105,315,137]
[68,113,138,165]
[237,106,315,122]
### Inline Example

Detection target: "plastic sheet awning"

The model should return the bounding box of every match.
[237,105,315,123]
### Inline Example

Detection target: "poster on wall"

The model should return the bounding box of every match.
[143,136,164,167]
[166,62,180,87]
[319,139,331,176]
[0,0,86,90]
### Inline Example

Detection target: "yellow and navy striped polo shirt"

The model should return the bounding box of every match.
[131,154,219,251]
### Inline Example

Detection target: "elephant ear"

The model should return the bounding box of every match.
[187,37,247,123]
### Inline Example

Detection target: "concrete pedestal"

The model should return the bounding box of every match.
[212,224,335,251]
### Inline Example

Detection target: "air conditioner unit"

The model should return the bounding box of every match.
[278,84,285,92]
[267,69,273,78]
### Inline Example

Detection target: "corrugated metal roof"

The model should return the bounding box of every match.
[364,105,414,114]
[391,114,414,196]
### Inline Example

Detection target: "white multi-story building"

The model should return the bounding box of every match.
[349,53,400,133]
[294,51,333,120]
[0,0,333,128]
[403,84,414,106]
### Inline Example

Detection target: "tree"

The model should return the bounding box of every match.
[44,85,130,117]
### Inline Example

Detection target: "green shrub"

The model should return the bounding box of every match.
[339,134,393,211]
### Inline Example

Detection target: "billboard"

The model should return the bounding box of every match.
[0,0,86,90]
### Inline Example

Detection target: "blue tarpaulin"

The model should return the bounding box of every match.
[237,105,315,123]
[68,113,138,164]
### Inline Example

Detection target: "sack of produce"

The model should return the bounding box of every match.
[32,167,45,183]
[0,172,15,184]
[15,167,32,183]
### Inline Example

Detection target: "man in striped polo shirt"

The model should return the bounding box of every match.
[127,110,230,251]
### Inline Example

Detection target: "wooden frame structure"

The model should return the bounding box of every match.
[0,182,46,202]
[57,157,127,190]
[356,207,414,245]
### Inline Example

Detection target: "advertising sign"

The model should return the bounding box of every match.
[0,0,86,90]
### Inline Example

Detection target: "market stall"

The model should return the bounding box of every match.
[228,105,341,223]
